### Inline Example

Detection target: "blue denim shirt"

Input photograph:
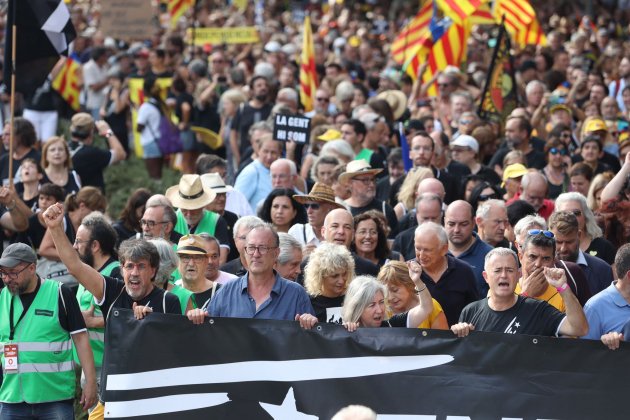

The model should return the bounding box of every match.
[207,271,315,320]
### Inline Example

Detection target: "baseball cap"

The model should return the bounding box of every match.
[451,135,479,153]
[584,118,607,133]
[0,243,37,268]
[502,163,528,187]
[70,113,94,136]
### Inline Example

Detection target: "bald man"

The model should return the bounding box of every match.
[302,208,379,277]
[393,193,443,260]
[510,171,555,219]
[445,200,494,295]
[398,177,447,232]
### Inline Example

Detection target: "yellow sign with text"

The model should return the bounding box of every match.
[188,27,260,45]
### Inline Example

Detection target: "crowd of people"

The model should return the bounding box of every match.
[0,0,630,418]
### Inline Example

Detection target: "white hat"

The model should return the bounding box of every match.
[451,135,479,153]
[201,173,233,194]
[165,174,216,210]
[264,41,282,53]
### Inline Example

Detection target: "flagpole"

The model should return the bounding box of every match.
[8,0,16,189]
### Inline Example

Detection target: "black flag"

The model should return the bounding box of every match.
[4,0,77,96]
[478,20,519,123]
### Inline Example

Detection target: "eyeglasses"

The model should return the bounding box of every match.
[245,245,277,255]
[528,229,555,238]
[123,262,149,272]
[74,238,90,246]
[303,203,321,210]
[549,147,567,156]
[352,177,376,185]
[560,132,572,139]
[180,254,206,263]
[356,229,378,236]
[459,119,473,125]
[451,147,471,153]
[0,263,32,280]
[570,209,583,217]
[141,219,168,228]
[316,97,330,102]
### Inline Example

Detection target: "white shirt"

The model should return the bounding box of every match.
[288,223,321,247]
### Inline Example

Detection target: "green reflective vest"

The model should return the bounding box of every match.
[169,284,192,314]
[73,260,120,367]
[0,280,75,403]
[174,209,218,237]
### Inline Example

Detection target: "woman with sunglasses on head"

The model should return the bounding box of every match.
[259,189,307,233]
[543,138,570,199]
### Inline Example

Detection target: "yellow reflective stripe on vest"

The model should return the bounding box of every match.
[88,331,105,342]
[4,361,74,374]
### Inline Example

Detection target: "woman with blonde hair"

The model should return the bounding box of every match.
[304,242,355,323]
[377,261,448,330]
[393,167,434,220]
[587,172,614,212]
[41,135,81,196]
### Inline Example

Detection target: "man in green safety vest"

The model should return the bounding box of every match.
[72,212,121,392]
[0,243,97,419]
[165,174,232,265]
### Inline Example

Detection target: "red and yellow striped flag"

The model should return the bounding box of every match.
[470,2,497,25]
[494,0,535,36]
[299,15,318,113]
[435,0,485,24]
[51,57,81,111]
[514,16,547,47]
[390,1,433,65]
[168,0,194,27]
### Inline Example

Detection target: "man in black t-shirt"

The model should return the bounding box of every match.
[68,113,126,192]
[451,248,589,337]
[44,203,181,318]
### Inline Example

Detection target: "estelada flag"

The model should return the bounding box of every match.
[51,57,81,111]
[390,1,433,65]
[478,22,519,123]
[299,15,318,113]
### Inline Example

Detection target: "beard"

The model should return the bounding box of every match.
[255,93,267,102]
[80,247,95,268]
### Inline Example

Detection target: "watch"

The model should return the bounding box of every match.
[104,129,114,138]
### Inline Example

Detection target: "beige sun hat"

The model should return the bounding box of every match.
[201,173,233,194]
[338,160,383,184]
[376,89,408,120]
[293,182,345,209]
[165,174,216,210]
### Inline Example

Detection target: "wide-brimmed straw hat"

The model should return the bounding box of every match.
[201,173,233,194]
[293,182,345,209]
[165,174,216,210]
[376,89,407,120]
[338,160,383,184]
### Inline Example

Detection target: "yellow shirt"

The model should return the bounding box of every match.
[515,282,566,313]
[387,299,445,329]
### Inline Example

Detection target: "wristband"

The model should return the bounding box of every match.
[414,286,427,294]
[556,283,569,293]
[5,199,16,211]
[104,129,114,138]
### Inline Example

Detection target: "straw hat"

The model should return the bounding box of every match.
[201,173,233,194]
[376,90,407,120]
[165,174,216,210]
[176,234,208,255]
[339,160,383,184]
[293,182,345,209]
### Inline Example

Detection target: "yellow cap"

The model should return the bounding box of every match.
[317,128,342,142]
[584,118,607,133]
[502,163,528,187]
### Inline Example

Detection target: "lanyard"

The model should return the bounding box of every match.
[9,296,28,341]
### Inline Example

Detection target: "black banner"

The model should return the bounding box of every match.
[103,310,627,419]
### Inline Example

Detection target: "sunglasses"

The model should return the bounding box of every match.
[478,193,498,201]
[549,147,567,156]
[528,229,555,238]
[303,203,321,210]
